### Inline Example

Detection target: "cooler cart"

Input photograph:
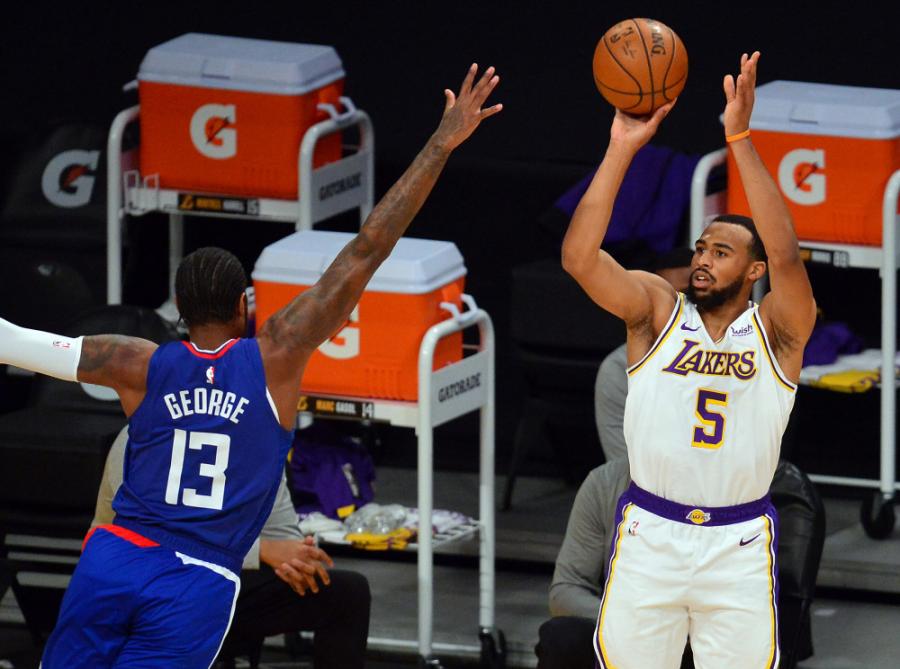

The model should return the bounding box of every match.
[106,33,374,304]
[253,231,505,667]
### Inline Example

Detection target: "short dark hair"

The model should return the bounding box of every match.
[711,214,768,262]
[175,247,247,327]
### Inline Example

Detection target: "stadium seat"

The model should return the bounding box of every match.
[503,258,625,509]
[770,459,826,668]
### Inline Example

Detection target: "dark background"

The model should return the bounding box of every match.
[4,2,899,163]
[1,1,898,478]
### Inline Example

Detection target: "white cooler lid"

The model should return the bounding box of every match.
[138,33,344,95]
[721,80,900,139]
[252,231,467,295]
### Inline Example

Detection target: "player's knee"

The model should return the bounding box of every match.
[346,570,371,603]
[331,570,371,612]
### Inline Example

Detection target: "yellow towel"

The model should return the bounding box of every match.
[346,527,414,551]
[808,369,880,393]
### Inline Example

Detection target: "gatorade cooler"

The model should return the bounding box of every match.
[725,80,900,246]
[252,231,467,401]
[137,33,346,199]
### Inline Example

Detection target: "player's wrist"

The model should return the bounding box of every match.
[258,538,280,568]
[427,131,456,156]
[725,128,751,144]
[605,139,639,161]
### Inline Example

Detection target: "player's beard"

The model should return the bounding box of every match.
[685,272,745,312]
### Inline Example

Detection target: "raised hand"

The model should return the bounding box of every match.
[432,63,503,152]
[723,51,760,136]
[609,101,676,155]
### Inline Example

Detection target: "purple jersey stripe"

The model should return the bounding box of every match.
[765,511,782,669]
[593,499,633,668]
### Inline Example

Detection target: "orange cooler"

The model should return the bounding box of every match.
[137,33,346,198]
[726,80,900,246]
[252,231,467,401]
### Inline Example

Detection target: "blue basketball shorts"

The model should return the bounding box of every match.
[41,525,240,668]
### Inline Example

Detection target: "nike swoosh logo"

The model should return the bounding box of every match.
[680,323,700,332]
[739,534,761,546]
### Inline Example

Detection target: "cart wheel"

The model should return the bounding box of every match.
[861,490,895,540]
[418,656,443,669]
[479,627,507,669]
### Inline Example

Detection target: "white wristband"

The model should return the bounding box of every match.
[0,317,83,382]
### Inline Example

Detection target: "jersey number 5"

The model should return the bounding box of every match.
[692,389,728,449]
[165,429,230,510]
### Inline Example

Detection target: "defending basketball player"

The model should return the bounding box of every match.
[562,52,815,669]
[0,63,501,668]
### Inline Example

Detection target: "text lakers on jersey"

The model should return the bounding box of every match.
[662,341,756,380]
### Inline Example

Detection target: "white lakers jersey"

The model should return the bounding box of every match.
[623,293,796,506]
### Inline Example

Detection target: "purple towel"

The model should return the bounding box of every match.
[554,144,700,254]
[287,423,376,519]
[802,321,864,367]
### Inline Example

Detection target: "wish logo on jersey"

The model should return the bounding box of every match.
[662,340,757,380]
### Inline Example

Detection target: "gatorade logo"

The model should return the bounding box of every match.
[41,150,100,208]
[190,104,237,159]
[319,305,360,360]
[778,148,825,205]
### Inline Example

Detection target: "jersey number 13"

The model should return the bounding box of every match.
[165,429,230,510]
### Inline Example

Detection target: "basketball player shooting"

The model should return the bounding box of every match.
[0,63,501,668]
[562,52,815,669]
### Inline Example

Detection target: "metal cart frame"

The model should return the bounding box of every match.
[277,297,503,667]
[106,98,374,304]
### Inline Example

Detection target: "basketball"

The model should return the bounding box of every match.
[592,18,688,115]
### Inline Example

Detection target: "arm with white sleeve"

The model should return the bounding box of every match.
[0,317,156,416]
[0,317,83,381]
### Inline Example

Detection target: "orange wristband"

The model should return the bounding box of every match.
[726,129,751,143]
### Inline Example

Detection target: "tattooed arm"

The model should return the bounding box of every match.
[258,63,502,428]
[77,336,157,416]
[0,316,155,417]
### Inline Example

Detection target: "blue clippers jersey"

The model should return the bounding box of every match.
[112,338,293,573]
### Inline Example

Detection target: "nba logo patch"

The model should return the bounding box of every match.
[686,509,711,525]
[206,366,215,385]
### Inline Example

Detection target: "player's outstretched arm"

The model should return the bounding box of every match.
[0,318,155,416]
[258,64,502,426]
[561,104,677,348]
[723,52,815,380]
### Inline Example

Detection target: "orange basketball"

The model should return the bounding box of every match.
[593,18,688,115]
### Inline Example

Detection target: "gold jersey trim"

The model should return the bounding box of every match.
[627,293,684,377]
[751,310,797,392]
